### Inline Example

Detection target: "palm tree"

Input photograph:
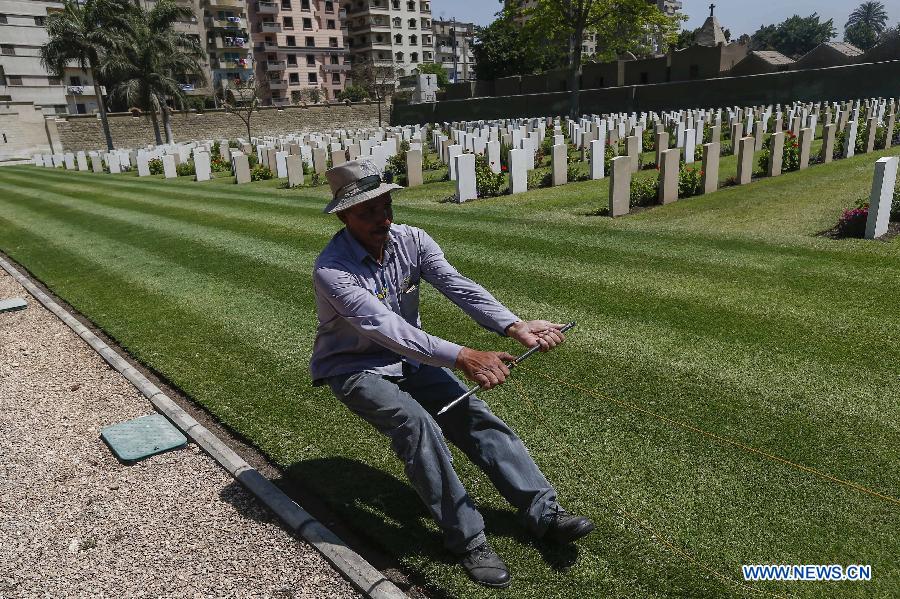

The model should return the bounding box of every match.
[845,1,889,35]
[104,0,206,145]
[40,0,132,150]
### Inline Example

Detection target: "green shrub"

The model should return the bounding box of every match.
[567,164,588,182]
[678,165,704,198]
[527,168,551,189]
[248,153,259,169]
[892,186,900,222]
[499,143,511,170]
[210,156,230,173]
[782,131,800,172]
[475,155,505,197]
[836,200,868,238]
[630,175,659,208]
[211,141,221,160]
[176,161,195,177]
[251,165,274,181]
[603,143,618,174]
[642,127,655,151]
[148,158,163,175]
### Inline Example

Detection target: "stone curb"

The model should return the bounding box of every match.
[0,256,407,599]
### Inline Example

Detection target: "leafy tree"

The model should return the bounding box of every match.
[846,1,889,35]
[526,0,679,117]
[749,13,836,58]
[336,85,370,102]
[40,0,132,150]
[415,62,450,89]
[472,8,564,80]
[673,27,696,50]
[349,58,396,126]
[845,21,879,49]
[103,0,205,144]
[218,76,265,140]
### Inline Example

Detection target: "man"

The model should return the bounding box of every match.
[311,159,594,588]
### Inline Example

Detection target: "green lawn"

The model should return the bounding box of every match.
[2,144,899,598]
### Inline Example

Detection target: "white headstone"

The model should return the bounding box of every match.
[275,151,288,178]
[509,148,527,195]
[865,156,899,239]
[137,154,151,177]
[108,153,121,174]
[455,153,477,203]
[447,144,463,181]
[162,154,177,179]
[76,151,88,171]
[194,151,211,182]
[487,141,501,174]
[590,139,605,180]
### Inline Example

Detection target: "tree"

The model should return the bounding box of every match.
[846,2,889,35]
[336,85,370,102]
[472,8,565,80]
[673,27,696,50]
[526,0,678,118]
[349,58,396,127]
[415,62,450,89]
[845,21,879,49]
[103,0,205,145]
[218,76,265,140]
[40,0,132,150]
[749,14,836,58]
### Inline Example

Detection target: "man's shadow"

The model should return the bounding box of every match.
[276,456,578,571]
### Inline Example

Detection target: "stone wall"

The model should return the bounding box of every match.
[0,102,59,161]
[393,60,900,124]
[54,101,383,151]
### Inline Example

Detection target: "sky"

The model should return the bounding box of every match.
[430,0,900,38]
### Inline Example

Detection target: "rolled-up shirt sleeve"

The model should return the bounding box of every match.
[416,229,520,335]
[314,265,463,368]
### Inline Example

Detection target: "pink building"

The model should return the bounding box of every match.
[250,0,350,105]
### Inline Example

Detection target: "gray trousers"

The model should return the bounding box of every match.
[327,363,559,554]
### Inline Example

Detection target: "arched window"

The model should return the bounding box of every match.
[408,18,415,28]
[394,33,402,44]
[392,16,401,27]
[395,51,404,61]
[411,52,418,62]
[410,34,417,45]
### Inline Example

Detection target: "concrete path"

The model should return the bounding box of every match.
[0,269,360,598]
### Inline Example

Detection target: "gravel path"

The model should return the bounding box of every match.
[0,270,361,598]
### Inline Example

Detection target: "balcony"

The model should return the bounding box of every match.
[260,21,282,33]
[321,63,350,73]
[347,1,389,15]
[213,58,251,69]
[255,40,279,52]
[267,78,287,90]
[207,0,243,7]
[266,60,286,71]
[218,35,249,49]
[209,15,246,28]
[256,0,278,13]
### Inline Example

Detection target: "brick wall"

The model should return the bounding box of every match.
[55,101,383,151]
[0,102,57,161]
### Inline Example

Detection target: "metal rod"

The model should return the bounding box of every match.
[436,322,576,416]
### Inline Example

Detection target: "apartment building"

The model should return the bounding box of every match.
[346,0,433,84]
[249,0,348,105]
[0,0,107,114]
[432,18,476,82]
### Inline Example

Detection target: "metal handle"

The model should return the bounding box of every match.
[436,321,576,416]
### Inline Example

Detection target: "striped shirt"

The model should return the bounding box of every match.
[310,223,519,384]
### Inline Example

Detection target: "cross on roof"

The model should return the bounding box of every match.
[709,3,715,17]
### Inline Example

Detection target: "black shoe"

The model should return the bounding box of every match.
[544,508,595,544]
[460,542,511,588]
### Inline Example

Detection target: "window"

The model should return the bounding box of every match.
[411,52,418,63]
[76,103,86,114]
[306,54,315,66]
[302,18,312,30]
[329,37,338,47]
[410,34,416,45]
[408,18,415,29]
[301,0,310,8]
[392,17,400,27]
[407,1,414,9]
[7,75,22,85]
[286,35,296,46]
[331,73,340,84]
[327,19,335,29]
[287,54,297,65]
[283,16,293,29]
[330,55,338,64]
[289,72,299,84]
[308,72,317,83]
[423,51,432,60]
[34,16,46,26]
[48,76,61,85]
[305,36,315,46]
[395,51,403,61]
[0,14,7,24]
[281,0,291,7]
[391,0,399,8]
[325,0,334,11]
[1,45,14,56]
[69,75,82,86]
[394,33,402,44]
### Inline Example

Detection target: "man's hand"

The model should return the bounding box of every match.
[505,320,566,352]
[455,347,517,390]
